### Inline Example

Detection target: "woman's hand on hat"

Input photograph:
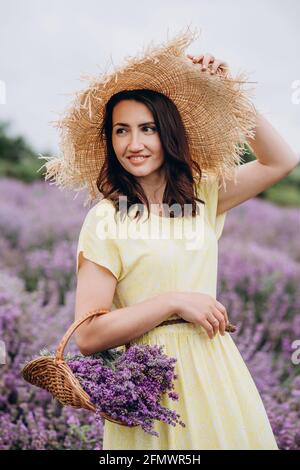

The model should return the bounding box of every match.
[186,53,229,76]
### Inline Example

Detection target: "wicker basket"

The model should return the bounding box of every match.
[21,308,135,427]
[21,308,237,426]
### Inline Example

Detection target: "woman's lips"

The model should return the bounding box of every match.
[127,156,151,165]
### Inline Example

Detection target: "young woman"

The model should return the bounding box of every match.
[40,28,298,449]
[73,48,298,448]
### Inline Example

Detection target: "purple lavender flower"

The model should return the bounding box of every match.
[67,344,186,437]
[1,178,300,449]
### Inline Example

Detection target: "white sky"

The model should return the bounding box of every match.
[0,0,299,156]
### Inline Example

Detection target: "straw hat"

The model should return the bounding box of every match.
[37,25,257,207]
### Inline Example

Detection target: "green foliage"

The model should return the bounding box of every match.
[240,143,300,207]
[261,164,300,207]
[240,142,256,163]
[263,182,300,207]
[0,120,51,182]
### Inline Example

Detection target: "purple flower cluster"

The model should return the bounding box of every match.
[0,178,300,449]
[67,344,186,437]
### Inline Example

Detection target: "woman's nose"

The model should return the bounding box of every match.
[128,135,145,151]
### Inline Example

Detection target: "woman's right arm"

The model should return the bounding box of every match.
[75,256,230,355]
[74,256,176,355]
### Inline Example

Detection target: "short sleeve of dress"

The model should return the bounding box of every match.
[76,201,122,280]
[196,174,227,241]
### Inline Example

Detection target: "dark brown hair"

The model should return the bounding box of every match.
[97,89,205,221]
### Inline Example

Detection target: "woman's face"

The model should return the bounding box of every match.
[111,99,165,179]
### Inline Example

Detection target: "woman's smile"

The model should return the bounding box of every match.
[127,155,151,165]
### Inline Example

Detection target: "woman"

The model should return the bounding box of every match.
[40,29,299,449]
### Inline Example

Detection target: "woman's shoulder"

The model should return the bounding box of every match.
[80,198,117,232]
[87,197,116,216]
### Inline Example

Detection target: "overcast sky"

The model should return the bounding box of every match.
[1,0,299,157]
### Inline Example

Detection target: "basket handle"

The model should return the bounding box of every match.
[55,308,109,365]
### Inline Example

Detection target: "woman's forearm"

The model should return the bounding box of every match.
[79,293,176,355]
[247,110,300,171]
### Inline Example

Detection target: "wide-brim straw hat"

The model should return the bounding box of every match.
[37,25,257,207]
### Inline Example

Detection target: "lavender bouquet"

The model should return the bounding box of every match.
[37,344,186,437]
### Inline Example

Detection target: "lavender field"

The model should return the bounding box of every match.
[0,177,300,450]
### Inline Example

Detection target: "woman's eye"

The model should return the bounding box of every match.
[116,126,156,134]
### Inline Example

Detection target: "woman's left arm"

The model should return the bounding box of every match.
[217,105,300,216]
[187,53,300,215]
[245,109,299,170]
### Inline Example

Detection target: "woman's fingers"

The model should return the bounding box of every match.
[201,54,215,70]
[186,53,204,63]
[186,53,213,69]
[207,311,220,336]
[201,319,215,340]
[205,309,227,337]
[216,301,229,325]
[212,309,226,335]
[186,54,229,75]
[209,60,223,74]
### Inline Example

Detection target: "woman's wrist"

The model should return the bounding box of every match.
[160,292,180,318]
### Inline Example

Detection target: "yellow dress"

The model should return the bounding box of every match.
[76,174,279,450]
